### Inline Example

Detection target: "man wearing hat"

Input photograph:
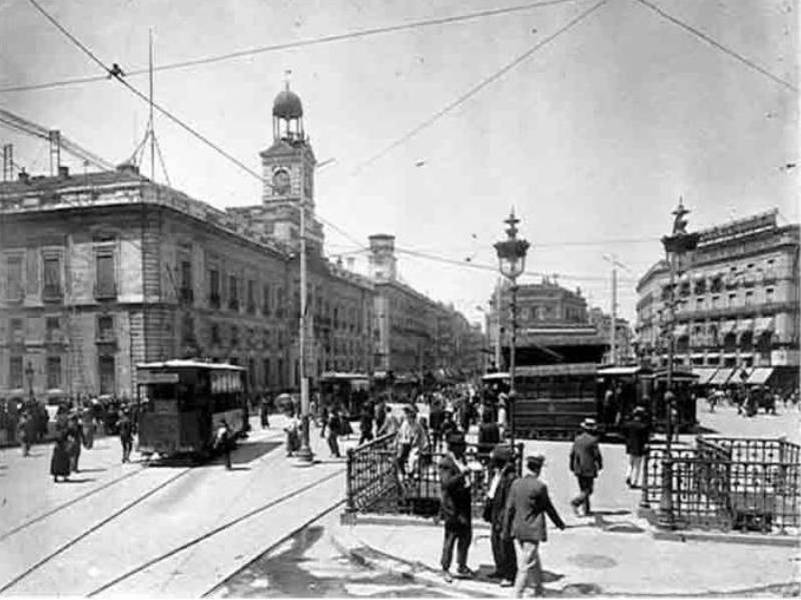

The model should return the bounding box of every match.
[622,407,650,488]
[569,418,603,516]
[438,432,474,582]
[503,453,565,597]
[485,445,517,587]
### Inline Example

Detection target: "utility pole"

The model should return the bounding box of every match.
[602,254,627,365]
[494,278,502,370]
[296,160,313,464]
[149,28,155,181]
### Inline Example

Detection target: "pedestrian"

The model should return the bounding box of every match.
[477,409,501,465]
[319,404,329,438]
[497,394,508,435]
[260,395,271,429]
[622,407,649,488]
[569,418,603,517]
[118,408,134,463]
[66,414,85,473]
[485,445,518,588]
[377,405,400,437]
[17,412,31,457]
[438,432,475,583]
[50,429,72,482]
[284,412,300,457]
[81,404,96,449]
[358,402,374,445]
[396,405,425,477]
[327,408,342,458]
[503,454,566,598]
[215,419,232,469]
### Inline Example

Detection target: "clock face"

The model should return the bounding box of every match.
[272,169,290,195]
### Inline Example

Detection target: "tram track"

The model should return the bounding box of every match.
[0,466,194,595]
[0,465,146,543]
[86,468,344,597]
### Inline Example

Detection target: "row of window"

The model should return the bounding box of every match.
[6,355,116,394]
[4,315,114,343]
[3,249,116,302]
[642,287,777,321]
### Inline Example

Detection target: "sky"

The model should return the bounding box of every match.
[0,0,797,328]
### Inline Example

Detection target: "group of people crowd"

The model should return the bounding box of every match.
[703,385,799,416]
[1,394,138,482]
[436,402,652,598]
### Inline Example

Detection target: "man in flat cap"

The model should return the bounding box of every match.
[438,432,474,582]
[569,418,603,516]
[503,453,565,597]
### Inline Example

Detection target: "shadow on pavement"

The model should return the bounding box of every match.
[231,441,282,465]
[58,477,96,484]
[76,467,107,473]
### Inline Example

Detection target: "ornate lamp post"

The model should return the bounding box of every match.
[658,198,699,529]
[494,210,530,452]
[25,361,34,402]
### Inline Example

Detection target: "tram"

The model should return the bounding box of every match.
[319,372,370,418]
[136,360,249,458]
[497,363,698,440]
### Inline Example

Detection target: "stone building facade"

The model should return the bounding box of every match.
[635,210,799,387]
[0,83,480,400]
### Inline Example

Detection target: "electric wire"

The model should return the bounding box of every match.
[1,0,585,94]
[634,0,798,93]
[25,0,367,249]
[351,0,610,174]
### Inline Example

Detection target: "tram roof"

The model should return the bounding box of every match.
[320,371,370,380]
[597,365,653,376]
[136,359,245,371]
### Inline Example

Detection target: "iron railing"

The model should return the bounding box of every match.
[642,436,801,534]
[345,433,523,519]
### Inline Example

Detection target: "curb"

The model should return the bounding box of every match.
[651,528,801,548]
[330,525,506,598]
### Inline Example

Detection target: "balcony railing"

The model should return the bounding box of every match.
[42,285,64,303]
[45,330,66,344]
[94,282,117,300]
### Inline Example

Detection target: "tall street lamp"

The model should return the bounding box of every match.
[494,210,530,452]
[658,198,699,529]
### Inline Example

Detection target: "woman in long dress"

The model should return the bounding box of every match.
[50,430,71,482]
[66,415,84,473]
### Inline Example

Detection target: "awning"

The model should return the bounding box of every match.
[746,367,774,385]
[736,319,754,334]
[754,317,775,335]
[709,368,735,385]
[674,323,689,338]
[693,368,719,385]
[722,320,737,334]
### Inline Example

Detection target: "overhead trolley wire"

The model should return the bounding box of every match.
[1,0,585,94]
[24,0,368,250]
[351,0,610,174]
[634,0,798,93]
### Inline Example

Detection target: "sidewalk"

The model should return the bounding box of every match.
[331,513,800,597]
[329,436,800,597]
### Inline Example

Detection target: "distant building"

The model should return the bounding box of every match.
[369,234,485,381]
[487,278,606,366]
[0,83,482,400]
[635,210,799,390]
[588,306,634,364]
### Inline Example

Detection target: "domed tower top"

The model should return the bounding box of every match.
[272,76,305,143]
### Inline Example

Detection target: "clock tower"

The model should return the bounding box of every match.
[255,81,324,253]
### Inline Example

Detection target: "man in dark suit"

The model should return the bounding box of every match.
[623,407,650,488]
[438,432,474,582]
[477,409,501,465]
[486,445,517,587]
[503,454,565,598]
[569,418,603,516]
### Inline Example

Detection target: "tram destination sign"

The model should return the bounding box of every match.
[138,371,180,384]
